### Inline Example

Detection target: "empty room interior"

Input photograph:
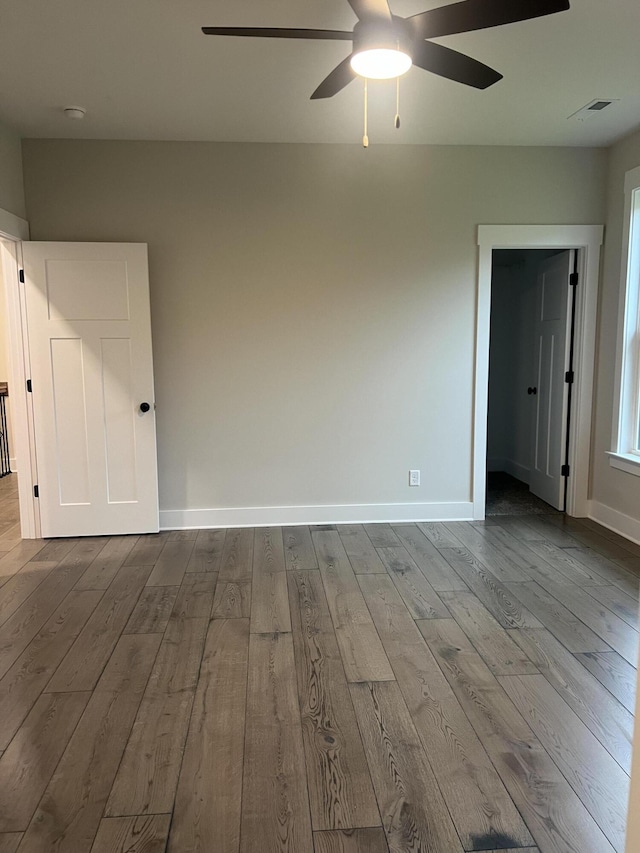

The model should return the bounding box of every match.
[1,1,640,852]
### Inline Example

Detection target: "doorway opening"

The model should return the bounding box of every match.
[474,225,604,521]
[0,209,40,540]
[486,248,574,516]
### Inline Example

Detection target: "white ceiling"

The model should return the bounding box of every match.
[1,0,639,146]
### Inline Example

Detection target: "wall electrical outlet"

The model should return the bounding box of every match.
[409,470,421,487]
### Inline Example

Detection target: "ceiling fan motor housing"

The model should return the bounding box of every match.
[352,16,414,58]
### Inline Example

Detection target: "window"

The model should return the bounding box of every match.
[609,165,640,475]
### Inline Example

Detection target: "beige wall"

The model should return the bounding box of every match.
[591,127,640,521]
[21,140,606,516]
[0,120,25,219]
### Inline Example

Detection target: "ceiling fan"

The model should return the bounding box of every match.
[202,0,571,99]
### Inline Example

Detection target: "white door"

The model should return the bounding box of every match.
[528,250,574,510]
[22,242,159,537]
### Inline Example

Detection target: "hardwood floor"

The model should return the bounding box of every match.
[0,478,637,852]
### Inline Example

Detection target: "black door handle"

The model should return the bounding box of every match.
[139,402,151,413]
[527,387,537,395]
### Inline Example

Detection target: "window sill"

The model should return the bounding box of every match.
[607,451,640,477]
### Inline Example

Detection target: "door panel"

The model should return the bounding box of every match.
[22,242,159,537]
[529,250,573,510]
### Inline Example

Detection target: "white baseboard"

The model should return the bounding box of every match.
[487,457,506,472]
[503,459,530,485]
[159,501,474,531]
[587,499,640,546]
[9,458,17,473]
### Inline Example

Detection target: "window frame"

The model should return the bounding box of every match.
[609,164,640,476]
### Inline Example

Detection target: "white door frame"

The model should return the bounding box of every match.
[474,224,604,520]
[0,207,40,538]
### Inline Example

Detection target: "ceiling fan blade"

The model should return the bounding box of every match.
[346,0,392,24]
[202,27,353,41]
[412,40,502,88]
[408,0,570,39]
[311,56,357,99]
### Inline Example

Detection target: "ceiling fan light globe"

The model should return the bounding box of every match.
[350,48,412,80]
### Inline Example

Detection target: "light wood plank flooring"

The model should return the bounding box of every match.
[0,479,637,852]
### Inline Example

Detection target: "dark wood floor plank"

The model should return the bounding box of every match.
[337,525,386,574]
[362,523,399,548]
[349,680,464,853]
[571,517,640,555]
[185,528,226,573]
[313,828,389,853]
[0,561,57,627]
[251,528,290,634]
[444,522,532,582]
[391,524,468,590]
[0,541,46,588]
[211,580,251,618]
[523,539,610,586]
[0,834,22,853]
[418,618,617,853]
[90,815,171,853]
[359,575,535,851]
[170,572,217,620]
[574,650,637,714]
[438,546,542,629]
[0,691,90,832]
[377,545,450,619]
[508,514,578,547]
[504,581,612,653]
[583,583,639,629]
[45,565,151,692]
[212,528,254,619]
[74,536,139,590]
[168,619,248,853]
[499,673,628,852]
[440,590,539,675]
[0,590,102,750]
[555,525,640,574]
[18,633,161,853]
[240,631,314,853]
[511,627,634,773]
[123,532,169,567]
[106,616,208,816]
[288,571,380,830]
[564,546,640,597]
[526,576,639,665]
[283,526,318,571]
[124,585,179,634]
[313,531,394,683]
[0,538,106,680]
[219,528,255,583]
[145,537,196,587]
[417,521,461,548]
[490,516,548,542]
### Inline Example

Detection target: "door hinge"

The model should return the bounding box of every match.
[26,379,32,393]
[18,269,24,283]
[570,272,579,287]
[33,485,39,498]
[561,464,570,477]
[565,370,574,384]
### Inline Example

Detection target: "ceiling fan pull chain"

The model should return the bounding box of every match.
[395,76,401,129]
[363,78,369,148]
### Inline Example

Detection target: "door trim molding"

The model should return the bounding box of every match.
[0,208,39,538]
[474,224,604,520]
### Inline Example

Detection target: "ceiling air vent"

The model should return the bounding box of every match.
[568,99,619,121]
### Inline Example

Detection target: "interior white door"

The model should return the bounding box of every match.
[22,242,159,537]
[528,250,574,510]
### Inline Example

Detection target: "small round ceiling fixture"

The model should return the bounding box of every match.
[63,106,86,120]
[350,48,412,79]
